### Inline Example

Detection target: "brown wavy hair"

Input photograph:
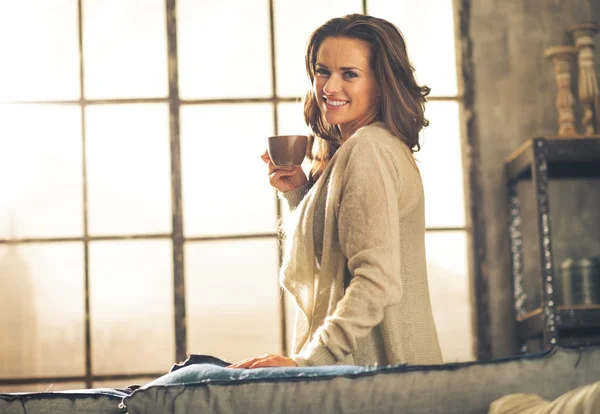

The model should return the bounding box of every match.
[303,14,430,183]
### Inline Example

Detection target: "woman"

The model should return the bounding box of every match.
[229,14,442,369]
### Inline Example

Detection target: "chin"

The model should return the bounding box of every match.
[324,114,345,126]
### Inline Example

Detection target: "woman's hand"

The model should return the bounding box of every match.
[227,353,298,369]
[262,151,308,193]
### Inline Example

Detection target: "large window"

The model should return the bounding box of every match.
[0,0,470,391]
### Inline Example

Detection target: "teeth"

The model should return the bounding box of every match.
[325,98,349,107]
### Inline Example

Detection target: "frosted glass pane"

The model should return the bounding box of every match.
[274,0,362,97]
[0,243,85,378]
[369,0,458,96]
[86,104,172,235]
[0,1,80,101]
[186,239,281,362]
[90,240,174,375]
[178,0,272,99]
[0,382,85,393]
[417,101,465,228]
[181,104,276,237]
[0,104,83,239]
[277,102,309,136]
[425,231,473,362]
[83,0,168,99]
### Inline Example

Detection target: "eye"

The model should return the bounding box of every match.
[344,71,358,79]
[315,67,330,76]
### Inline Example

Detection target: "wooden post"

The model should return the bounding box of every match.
[544,46,579,137]
[569,22,600,136]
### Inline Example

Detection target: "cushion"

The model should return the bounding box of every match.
[122,347,600,414]
[0,387,129,414]
[489,380,600,414]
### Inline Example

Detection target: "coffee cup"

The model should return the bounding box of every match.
[267,135,308,167]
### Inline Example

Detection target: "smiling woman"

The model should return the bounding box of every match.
[235,14,443,369]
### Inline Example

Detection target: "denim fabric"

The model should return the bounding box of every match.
[144,353,383,388]
[148,350,568,388]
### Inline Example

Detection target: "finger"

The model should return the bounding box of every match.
[269,171,295,186]
[228,361,253,369]
[272,167,295,176]
[269,172,295,187]
[261,151,270,164]
[227,357,258,369]
[268,161,294,174]
[228,353,275,369]
[238,354,273,369]
[249,358,279,369]
[269,169,296,180]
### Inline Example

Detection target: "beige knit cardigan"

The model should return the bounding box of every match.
[279,122,442,367]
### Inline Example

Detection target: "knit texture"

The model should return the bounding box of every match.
[284,179,389,365]
[279,122,442,367]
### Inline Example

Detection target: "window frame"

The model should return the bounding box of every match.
[0,0,468,388]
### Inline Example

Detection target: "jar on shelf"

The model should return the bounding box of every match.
[557,257,600,306]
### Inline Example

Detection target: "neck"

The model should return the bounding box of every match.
[338,113,380,141]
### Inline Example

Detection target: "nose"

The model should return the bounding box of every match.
[323,74,341,95]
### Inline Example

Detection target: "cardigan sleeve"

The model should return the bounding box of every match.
[278,182,310,212]
[292,139,404,366]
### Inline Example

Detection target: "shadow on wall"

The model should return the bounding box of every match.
[0,215,38,379]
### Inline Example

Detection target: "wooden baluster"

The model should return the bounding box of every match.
[544,46,579,137]
[569,22,600,136]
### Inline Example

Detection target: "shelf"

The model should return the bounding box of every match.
[517,305,600,339]
[505,136,600,181]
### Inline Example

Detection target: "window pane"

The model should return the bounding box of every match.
[368,0,458,96]
[181,104,276,237]
[0,104,83,239]
[0,1,80,101]
[277,102,309,136]
[178,0,272,99]
[418,101,465,228]
[0,243,85,378]
[274,0,362,97]
[425,231,473,362]
[89,240,174,375]
[82,0,168,99]
[86,104,172,236]
[186,239,281,362]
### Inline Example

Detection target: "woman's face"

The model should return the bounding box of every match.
[313,36,380,139]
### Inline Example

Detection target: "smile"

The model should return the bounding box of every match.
[323,97,349,108]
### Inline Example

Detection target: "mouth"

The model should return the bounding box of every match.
[323,96,349,109]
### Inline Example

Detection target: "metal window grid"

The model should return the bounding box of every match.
[0,0,465,388]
